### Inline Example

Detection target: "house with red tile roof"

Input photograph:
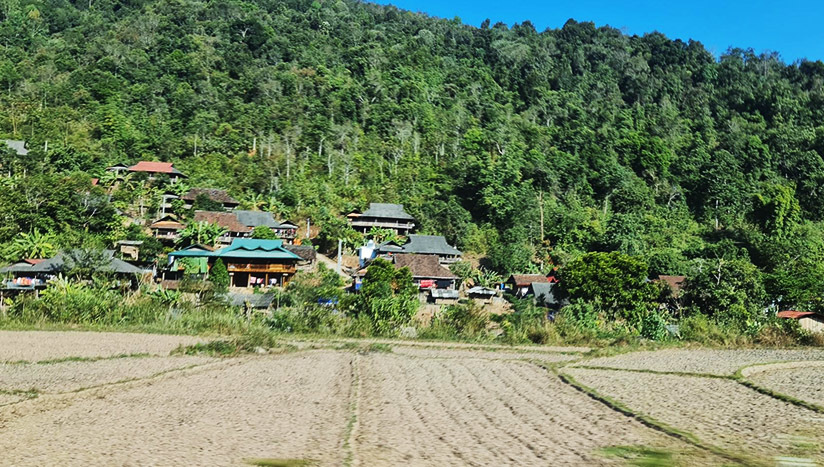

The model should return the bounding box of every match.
[778,310,824,333]
[107,161,186,183]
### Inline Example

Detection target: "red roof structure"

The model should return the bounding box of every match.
[777,310,818,319]
[128,161,186,176]
[658,275,687,298]
[509,274,549,288]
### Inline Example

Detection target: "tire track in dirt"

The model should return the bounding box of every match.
[343,353,362,466]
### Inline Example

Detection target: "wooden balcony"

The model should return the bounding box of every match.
[350,219,415,232]
[226,263,296,274]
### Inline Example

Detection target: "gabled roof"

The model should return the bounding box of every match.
[169,239,300,261]
[128,161,186,176]
[26,250,144,275]
[234,210,279,228]
[2,140,27,156]
[284,244,317,262]
[182,188,239,205]
[401,235,462,256]
[777,310,821,320]
[360,203,415,220]
[0,259,45,273]
[509,274,549,287]
[194,211,248,233]
[530,282,560,307]
[376,240,404,253]
[150,215,185,230]
[216,239,301,260]
[394,254,457,280]
[167,245,215,258]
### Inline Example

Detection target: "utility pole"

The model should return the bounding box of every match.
[336,239,343,275]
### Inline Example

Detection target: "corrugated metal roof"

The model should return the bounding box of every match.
[430,289,459,299]
[169,239,301,261]
[468,286,497,296]
[2,140,27,156]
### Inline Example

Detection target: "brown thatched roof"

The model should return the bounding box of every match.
[394,254,457,280]
[193,211,249,233]
[182,188,239,205]
[508,274,548,288]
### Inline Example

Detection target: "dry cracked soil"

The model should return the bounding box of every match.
[0,330,822,466]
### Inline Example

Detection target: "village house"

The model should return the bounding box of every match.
[508,274,551,298]
[778,310,824,333]
[107,161,187,183]
[355,254,457,291]
[161,188,240,214]
[149,215,186,245]
[348,203,416,235]
[375,234,462,264]
[2,250,145,293]
[0,259,47,289]
[193,210,298,245]
[530,282,563,309]
[168,239,301,288]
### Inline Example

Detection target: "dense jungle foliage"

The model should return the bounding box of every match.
[4,0,824,323]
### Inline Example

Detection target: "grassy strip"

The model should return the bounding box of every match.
[574,364,733,380]
[548,366,765,467]
[4,352,152,366]
[575,363,824,415]
[733,363,824,415]
[244,459,315,466]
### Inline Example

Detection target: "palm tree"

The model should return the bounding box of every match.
[177,221,227,247]
[9,230,57,259]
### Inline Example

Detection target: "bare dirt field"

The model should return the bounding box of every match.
[577,348,824,375]
[0,330,822,466]
[745,361,824,409]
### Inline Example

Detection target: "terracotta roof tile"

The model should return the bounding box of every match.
[777,310,819,319]
[129,161,185,176]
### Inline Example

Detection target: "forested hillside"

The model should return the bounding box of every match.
[4,0,824,313]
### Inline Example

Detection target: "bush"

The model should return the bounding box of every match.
[425,301,489,340]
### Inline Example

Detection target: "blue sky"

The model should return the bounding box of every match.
[372,0,823,63]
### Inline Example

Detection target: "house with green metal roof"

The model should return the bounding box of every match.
[168,239,301,288]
